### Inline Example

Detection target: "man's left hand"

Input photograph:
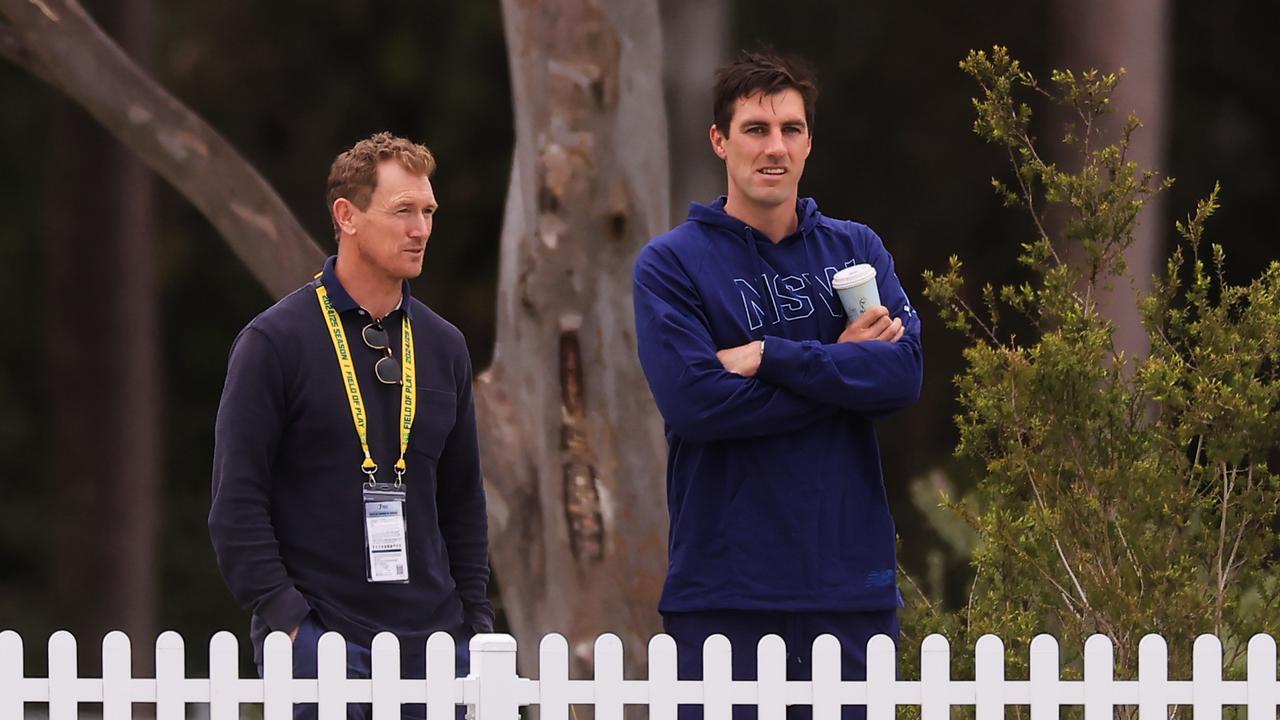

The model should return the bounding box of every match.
[717,341,764,377]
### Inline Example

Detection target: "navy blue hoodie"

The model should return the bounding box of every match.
[632,198,922,613]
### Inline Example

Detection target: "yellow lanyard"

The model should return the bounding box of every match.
[314,283,416,484]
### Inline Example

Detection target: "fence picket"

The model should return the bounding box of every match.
[920,634,950,720]
[1083,634,1114,720]
[155,630,186,720]
[317,631,349,720]
[0,631,23,718]
[100,632,132,720]
[262,631,294,720]
[1192,634,1223,720]
[370,632,402,720]
[593,634,625,720]
[702,634,733,720]
[1247,634,1277,720]
[865,633,896,720]
[811,634,841,720]
[538,633,570,720]
[974,635,1004,720]
[47,631,78,720]
[1028,635,1060,720]
[1138,634,1170,720]
[208,631,242,720]
[647,634,680,720]
[426,631,458,720]
[756,635,787,720]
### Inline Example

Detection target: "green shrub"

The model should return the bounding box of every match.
[910,47,1280,694]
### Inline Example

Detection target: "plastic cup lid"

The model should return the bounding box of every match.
[831,264,877,290]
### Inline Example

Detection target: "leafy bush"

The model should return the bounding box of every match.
[910,46,1280,690]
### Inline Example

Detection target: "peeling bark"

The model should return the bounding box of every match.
[560,327,606,563]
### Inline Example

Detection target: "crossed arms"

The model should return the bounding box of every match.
[632,240,922,444]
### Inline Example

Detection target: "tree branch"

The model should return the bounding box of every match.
[897,560,939,618]
[1114,521,1145,594]
[0,0,324,298]
[0,20,54,86]
[1215,461,1231,633]
[1022,459,1092,610]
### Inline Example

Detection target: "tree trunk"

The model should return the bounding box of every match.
[659,0,729,225]
[1051,0,1170,360]
[0,0,324,297]
[41,0,159,674]
[480,0,670,672]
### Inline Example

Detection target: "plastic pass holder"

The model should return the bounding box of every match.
[363,483,409,583]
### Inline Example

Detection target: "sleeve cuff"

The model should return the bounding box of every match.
[464,605,496,634]
[259,586,310,633]
[756,335,810,386]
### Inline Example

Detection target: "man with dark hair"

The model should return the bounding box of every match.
[633,51,923,719]
[210,132,492,719]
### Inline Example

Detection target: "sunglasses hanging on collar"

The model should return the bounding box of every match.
[361,322,403,385]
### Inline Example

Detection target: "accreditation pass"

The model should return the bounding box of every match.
[363,484,409,583]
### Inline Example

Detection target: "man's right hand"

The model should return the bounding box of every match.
[838,306,903,344]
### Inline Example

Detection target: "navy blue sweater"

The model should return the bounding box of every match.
[209,257,492,660]
[632,198,922,613]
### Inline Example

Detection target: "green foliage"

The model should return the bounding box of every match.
[914,46,1280,687]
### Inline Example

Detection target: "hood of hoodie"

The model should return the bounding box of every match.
[686,196,822,242]
[684,197,825,339]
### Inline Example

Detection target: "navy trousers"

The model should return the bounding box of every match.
[663,609,899,720]
[263,614,470,720]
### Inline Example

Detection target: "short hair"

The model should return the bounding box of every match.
[326,132,437,240]
[712,49,819,137]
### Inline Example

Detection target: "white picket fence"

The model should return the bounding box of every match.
[1,630,1279,719]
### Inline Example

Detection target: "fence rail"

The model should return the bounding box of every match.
[1,630,1278,719]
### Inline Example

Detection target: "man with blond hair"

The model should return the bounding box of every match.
[210,132,491,718]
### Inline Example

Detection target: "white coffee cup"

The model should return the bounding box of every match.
[831,264,881,321]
